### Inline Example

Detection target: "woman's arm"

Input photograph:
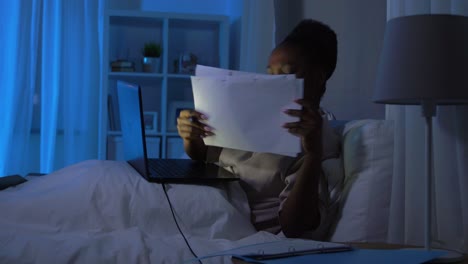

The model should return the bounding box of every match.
[279,154,321,237]
[280,99,323,237]
[183,137,208,161]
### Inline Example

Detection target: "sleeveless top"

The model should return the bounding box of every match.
[205,118,344,240]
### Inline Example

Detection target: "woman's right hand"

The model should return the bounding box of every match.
[177,109,214,141]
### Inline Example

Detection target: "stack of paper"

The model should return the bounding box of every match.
[191,65,304,156]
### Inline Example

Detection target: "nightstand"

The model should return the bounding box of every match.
[349,242,467,264]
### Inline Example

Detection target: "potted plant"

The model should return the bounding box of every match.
[142,42,162,73]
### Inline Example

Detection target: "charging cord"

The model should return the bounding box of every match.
[161,183,203,264]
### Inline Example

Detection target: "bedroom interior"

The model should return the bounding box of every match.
[0,0,467,263]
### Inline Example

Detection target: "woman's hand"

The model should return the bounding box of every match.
[177,109,214,140]
[177,109,216,161]
[282,99,322,155]
[280,99,323,237]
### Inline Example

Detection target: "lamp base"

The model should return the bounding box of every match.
[430,250,464,263]
[402,248,464,263]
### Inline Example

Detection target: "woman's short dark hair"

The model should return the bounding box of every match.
[279,19,338,81]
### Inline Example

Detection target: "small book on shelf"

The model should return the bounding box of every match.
[110,60,134,68]
[110,60,135,72]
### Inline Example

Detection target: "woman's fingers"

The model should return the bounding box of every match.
[282,99,322,136]
[283,108,321,122]
[179,109,207,121]
[177,109,214,140]
[282,121,319,136]
[294,98,317,111]
[177,118,214,134]
[178,127,214,140]
[283,110,316,122]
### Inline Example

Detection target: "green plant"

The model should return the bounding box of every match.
[142,42,162,57]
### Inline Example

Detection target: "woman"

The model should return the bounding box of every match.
[177,19,340,239]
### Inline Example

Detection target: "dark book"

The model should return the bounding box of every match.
[111,66,135,72]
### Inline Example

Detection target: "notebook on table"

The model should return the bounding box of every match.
[228,239,352,261]
[116,80,239,184]
[187,239,352,263]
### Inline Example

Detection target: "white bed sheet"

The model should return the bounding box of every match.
[0,160,283,264]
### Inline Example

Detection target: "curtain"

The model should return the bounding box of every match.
[239,0,275,73]
[0,2,36,176]
[0,0,103,176]
[386,0,468,253]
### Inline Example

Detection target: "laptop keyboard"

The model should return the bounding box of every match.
[147,159,203,177]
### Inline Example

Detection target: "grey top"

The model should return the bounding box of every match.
[206,118,344,240]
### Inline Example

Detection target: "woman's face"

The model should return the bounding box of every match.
[267,46,300,76]
[267,46,322,107]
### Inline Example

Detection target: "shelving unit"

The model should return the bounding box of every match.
[98,10,229,160]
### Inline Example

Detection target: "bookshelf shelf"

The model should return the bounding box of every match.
[99,10,229,160]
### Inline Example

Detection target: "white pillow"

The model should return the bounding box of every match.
[329,120,394,242]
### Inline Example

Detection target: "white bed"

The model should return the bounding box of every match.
[0,120,394,263]
[0,159,285,263]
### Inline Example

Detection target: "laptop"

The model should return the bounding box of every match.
[116,80,239,184]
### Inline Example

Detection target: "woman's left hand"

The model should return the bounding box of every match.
[282,99,323,155]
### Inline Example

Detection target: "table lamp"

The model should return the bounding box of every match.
[373,14,468,262]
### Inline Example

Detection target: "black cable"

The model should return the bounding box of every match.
[161,183,203,264]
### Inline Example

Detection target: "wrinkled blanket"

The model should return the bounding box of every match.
[0,160,283,264]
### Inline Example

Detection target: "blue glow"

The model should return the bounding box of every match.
[0,0,101,176]
[0,2,21,176]
[40,1,61,173]
[1,0,241,176]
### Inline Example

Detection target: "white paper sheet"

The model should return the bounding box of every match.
[191,67,303,156]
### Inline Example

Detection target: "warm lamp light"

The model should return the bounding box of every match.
[373,14,468,262]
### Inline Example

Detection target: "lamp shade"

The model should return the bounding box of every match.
[374,14,468,105]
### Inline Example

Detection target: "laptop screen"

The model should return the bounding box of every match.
[116,80,240,184]
[116,81,149,177]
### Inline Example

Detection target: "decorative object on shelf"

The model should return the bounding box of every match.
[172,59,179,73]
[110,60,135,72]
[168,101,194,131]
[143,111,158,133]
[178,52,197,74]
[142,42,162,73]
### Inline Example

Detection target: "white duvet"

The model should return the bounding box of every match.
[0,160,283,264]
